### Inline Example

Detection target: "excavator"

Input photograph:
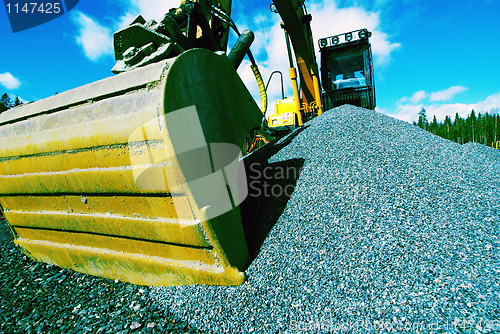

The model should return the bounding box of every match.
[267,24,375,133]
[0,0,375,286]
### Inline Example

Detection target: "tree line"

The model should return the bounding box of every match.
[414,107,500,147]
[0,92,23,114]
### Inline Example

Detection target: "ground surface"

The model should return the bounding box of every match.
[1,105,500,333]
[0,217,200,334]
[151,105,500,333]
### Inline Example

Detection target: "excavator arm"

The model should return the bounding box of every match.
[272,0,323,115]
[112,0,234,73]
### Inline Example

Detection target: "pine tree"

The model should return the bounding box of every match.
[467,109,477,142]
[444,115,452,140]
[430,115,438,134]
[417,107,429,131]
[1,93,12,111]
[0,93,23,114]
[454,113,464,144]
[414,109,500,148]
[13,96,22,107]
[495,114,499,144]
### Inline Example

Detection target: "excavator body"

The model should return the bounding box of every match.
[267,20,375,134]
[267,98,300,132]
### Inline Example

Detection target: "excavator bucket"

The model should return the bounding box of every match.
[0,48,262,286]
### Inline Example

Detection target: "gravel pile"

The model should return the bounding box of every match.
[0,217,201,334]
[151,105,500,333]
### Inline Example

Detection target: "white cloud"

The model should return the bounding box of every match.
[308,0,400,67]
[411,90,428,103]
[0,72,21,89]
[398,86,468,106]
[429,85,467,102]
[426,103,474,121]
[71,1,182,61]
[72,11,114,61]
[475,92,500,114]
[119,0,181,23]
[117,11,140,30]
[391,91,500,124]
[391,103,424,123]
[399,90,427,104]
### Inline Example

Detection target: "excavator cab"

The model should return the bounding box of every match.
[319,29,376,110]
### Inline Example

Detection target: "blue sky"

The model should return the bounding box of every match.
[1,0,499,123]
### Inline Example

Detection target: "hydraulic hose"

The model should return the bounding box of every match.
[251,64,267,115]
[211,4,268,115]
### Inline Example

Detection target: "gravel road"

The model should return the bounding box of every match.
[151,105,500,333]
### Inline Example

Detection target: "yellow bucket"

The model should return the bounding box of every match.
[0,49,262,286]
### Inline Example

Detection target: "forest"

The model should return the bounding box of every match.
[414,107,500,148]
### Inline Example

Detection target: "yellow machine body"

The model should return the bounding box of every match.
[267,98,300,132]
[0,49,262,286]
[266,0,323,134]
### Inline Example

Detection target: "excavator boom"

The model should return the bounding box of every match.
[272,0,322,113]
